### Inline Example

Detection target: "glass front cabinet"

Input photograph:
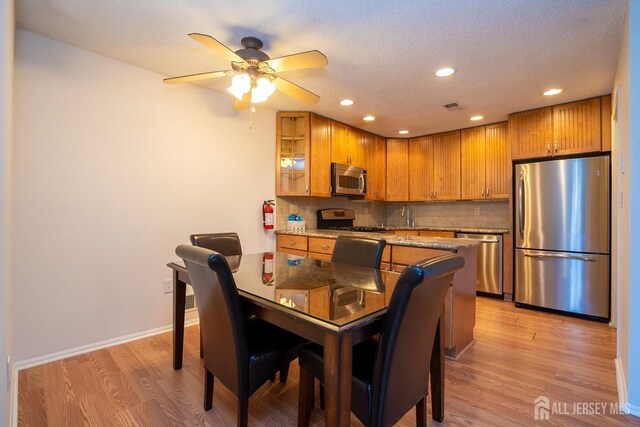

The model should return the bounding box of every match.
[276,112,310,196]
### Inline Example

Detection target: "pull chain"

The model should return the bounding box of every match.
[249,102,255,129]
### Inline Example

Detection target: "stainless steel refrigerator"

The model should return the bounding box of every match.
[514,155,610,320]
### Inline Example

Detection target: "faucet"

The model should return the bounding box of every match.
[401,204,412,227]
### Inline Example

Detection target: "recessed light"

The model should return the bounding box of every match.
[435,67,456,77]
[340,99,354,106]
[363,115,375,121]
[398,130,409,135]
[543,88,563,96]
[470,115,484,121]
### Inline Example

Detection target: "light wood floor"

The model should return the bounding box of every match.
[18,298,640,426]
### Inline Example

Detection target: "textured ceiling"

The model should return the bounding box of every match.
[16,0,627,137]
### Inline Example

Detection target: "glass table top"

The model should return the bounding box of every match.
[172,252,400,327]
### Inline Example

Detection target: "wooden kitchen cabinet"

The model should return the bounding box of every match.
[276,112,310,196]
[485,122,510,199]
[409,136,434,201]
[601,94,612,151]
[553,97,601,155]
[310,114,332,197]
[308,237,336,260]
[366,134,386,201]
[461,123,509,200]
[276,235,308,254]
[330,120,367,167]
[432,131,461,200]
[510,97,604,160]
[386,138,409,201]
[330,120,349,165]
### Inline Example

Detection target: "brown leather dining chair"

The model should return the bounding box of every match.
[298,254,465,427]
[191,232,243,256]
[176,245,305,426]
[331,235,387,268]
[190,232,243,360]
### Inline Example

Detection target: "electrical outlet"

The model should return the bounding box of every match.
[164,279,173,294]
[6,355,11,388]
[474,208,480,216]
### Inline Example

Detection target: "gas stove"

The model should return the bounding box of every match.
[317,209,384,233]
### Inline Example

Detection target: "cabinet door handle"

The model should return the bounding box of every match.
[434,190,437,199]
[289,241,297,246]
[554,142,558,154]
[481,188,485,197]
[547,142,551,154]
[320,245,330,250]
[486,187,490,197]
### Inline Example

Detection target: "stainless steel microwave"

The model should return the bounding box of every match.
[331,163,367,196]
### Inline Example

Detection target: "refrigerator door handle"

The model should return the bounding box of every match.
[478,239,500,243]
[518,173,525,238]
[524,252,597,262]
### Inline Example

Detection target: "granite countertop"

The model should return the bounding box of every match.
[276,229,479,250]
[385,225,510,234]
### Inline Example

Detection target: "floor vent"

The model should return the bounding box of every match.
[186,287,197,312]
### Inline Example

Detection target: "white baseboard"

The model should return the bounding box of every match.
[613,357,640,416]
[13,318,199,371]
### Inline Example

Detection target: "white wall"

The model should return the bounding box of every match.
[12,30,276,363]
[0,1,14,424]
[627,0,640,414]
[614,0,640,416]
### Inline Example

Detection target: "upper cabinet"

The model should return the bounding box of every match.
[276,112,332,197]
[309,114,332,197]
[386,139,409,201]
[461,123,509,200]
[409,136,433,201]
[276,112,310,196]
[330,120,367,168]
[510,97,607,160]
[366,134,386,201]
[432,131,461,200]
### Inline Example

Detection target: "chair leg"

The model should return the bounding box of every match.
[237,396,249,427]
[199,329,204,359]
[319,382,325,410]
[270,372,276,382]
[280,362,291,383]
[204,369,214,411]
[416,396,427,427]
[298,366,314,427]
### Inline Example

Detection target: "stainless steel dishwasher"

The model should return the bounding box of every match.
[456,233,503,296]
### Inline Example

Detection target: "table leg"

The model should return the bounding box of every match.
[430,313,445,422]
[173,270,186,370]
[323,332,353,427]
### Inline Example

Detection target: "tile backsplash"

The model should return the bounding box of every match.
[277,197,509,230]
[276,197,386,229]
[386,200,509,229]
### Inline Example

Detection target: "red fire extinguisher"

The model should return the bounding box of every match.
[263,200,275,229]
[262,252,274,285]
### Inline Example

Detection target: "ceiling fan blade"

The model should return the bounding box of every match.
[188,33,245,63]
[273,77,320,104]
[261,50,327,73]
[234,92,251,110]
[163,70,231,84]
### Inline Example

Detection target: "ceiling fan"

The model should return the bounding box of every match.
[164,34,328,109]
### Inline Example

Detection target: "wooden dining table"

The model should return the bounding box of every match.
[168,252,445,427]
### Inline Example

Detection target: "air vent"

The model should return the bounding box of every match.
[443,102,459,110]
[186,287,197,312]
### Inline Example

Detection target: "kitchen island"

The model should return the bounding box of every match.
[275,229,478,359]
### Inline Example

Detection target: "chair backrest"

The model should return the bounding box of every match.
[175,244,249,395]
[330,236,386,269]
[190,232,243,256]
[370,254,464,426]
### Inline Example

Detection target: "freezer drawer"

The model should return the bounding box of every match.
[457,233,502,295]
[515,249,609,318]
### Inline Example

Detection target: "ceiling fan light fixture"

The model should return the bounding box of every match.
[227,72,251,100]
[251,77,276,103]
